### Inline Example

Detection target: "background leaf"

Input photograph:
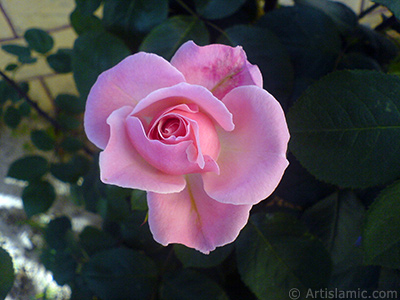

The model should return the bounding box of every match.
[3,106,21,128]
[31,129,55,151]
[222,25,294,109]
[22,180,56,217]
[174,243,233,269]
[236,213,332,300]
[194,0,246,20]
[294,0,357,34]
[82,248,157,300]
[288,70,400,188]
[72,30,130,98]
[7,155,48,181]
[363,181,400,269]
[0,247,14,300]
[256,5,341,102]
[140,16,209,60]
[160,269,229,300]
[47,49,72,73]
[24,28,54,54]
[103,0,168,34]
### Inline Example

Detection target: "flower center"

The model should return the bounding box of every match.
[159,117,184,138]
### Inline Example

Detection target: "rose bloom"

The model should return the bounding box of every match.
[84,41,289,254]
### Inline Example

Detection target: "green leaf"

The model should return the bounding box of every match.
[45,216,72,250]
[41,249,77,286]
[222,25,294,108]
[257,5,341,101]
[31,129,55,151]
[82,248,158,300]
[130,189,147,211]
[47,49,72,73]
[60,136,83,152]
[50,154,90,183]
[302,191,365,265]
[5,63,18,71]
[2,44,31,57]
[7,155,48,181]
[18,101,30,116]
[160,269,229,300]
[336,52,382,71]
[79,226,117,256]
[70,8,103,35]
[194,0,246,19]
[236,213,332,300]
[288,70,400,188]
[75,0,102,15]
[103,0,168,34]
[363,180,400,268]
[294,0,357,34]
[22,180,56,217]
[120,211,161,251]
[72,30,130,98]
[0,247,15,300]
[56,113,81,130]
[0,81,10,104]
[54,94,85,114]
[24,28,54,54]
[373,0,400,19]
[3,105,21,128]
[140,16,209,60]
[174,243,233,269]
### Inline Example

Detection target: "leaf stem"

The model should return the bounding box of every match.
[0,69,60,129]
[0,70,94,156]
[358,3,379,19]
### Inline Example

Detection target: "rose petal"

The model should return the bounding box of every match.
[170,41,262,99]
[202,86,290,205]
[133,82,234,132]
[84,52,185,149]
[100,106,186,193]
[126,115,219,175]
[147,174,252,254]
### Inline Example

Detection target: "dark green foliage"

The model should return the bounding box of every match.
[174,243,233,268]
[363,181,400,269]
[50,154,90,183]
[288,70,400,188]
[72,30,130,98]
[0,248,15,300]
[160,269,230,300]
[139,16,209,60]
[22,180,56,217]
[24,28,54,54]
[236,213,332,300]
[31,129,55,151]
[82,248,158,300]
[193,0,246,20]
[7,155,48,181]
[47,49,72,73]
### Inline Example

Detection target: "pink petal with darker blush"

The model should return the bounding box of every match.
[202,85,290,206]
[147,174,252,254]
[99,106,186,193]
[84,52,185,149]
[170,41,262,100]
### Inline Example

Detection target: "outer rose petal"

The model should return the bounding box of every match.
[84,52,185,149]
[202,86,290,205]
[147,174,252,254]
[100,106,186,193]
[170,41,262,99]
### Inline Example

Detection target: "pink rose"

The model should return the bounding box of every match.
[84,41,289,254]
